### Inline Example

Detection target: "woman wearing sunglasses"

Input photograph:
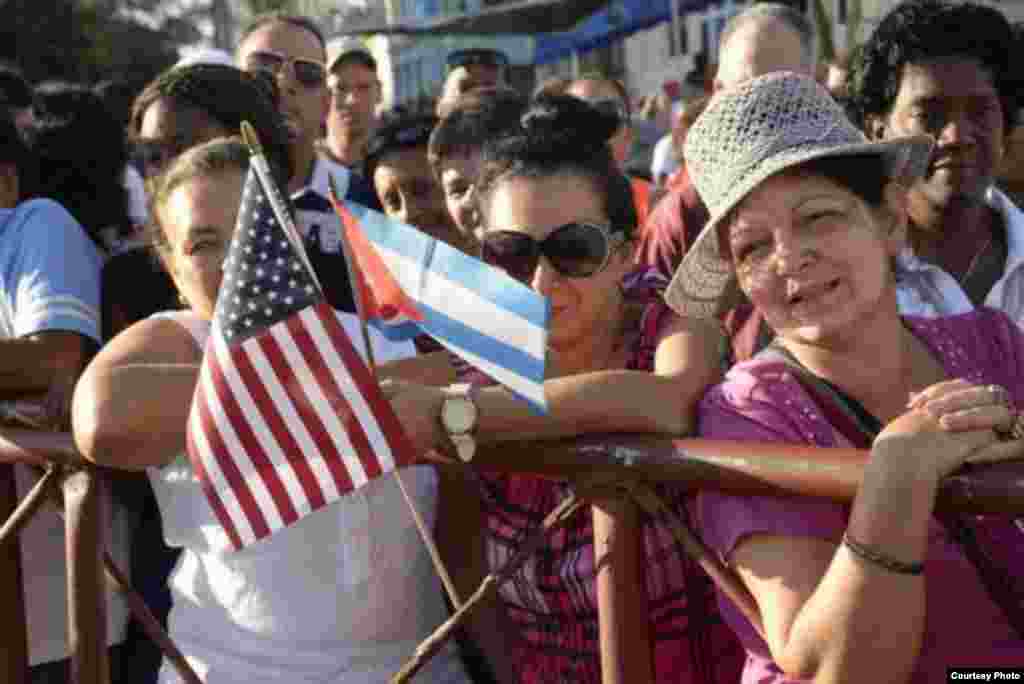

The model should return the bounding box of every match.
[384,95,744,684]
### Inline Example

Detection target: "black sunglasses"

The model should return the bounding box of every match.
[244,50,326,88]
[481,222,625,283]
[446,49,509,74]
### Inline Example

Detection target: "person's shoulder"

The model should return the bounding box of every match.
[9,197,77,226]
[106,311,208,363]
[701,352,808,422]
[4,199,100,258]
[698,354,830,445]
[316,152,349,175]
[906,309,1024,370]
[905,308,1014,339]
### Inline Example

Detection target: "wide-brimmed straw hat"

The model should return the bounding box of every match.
[664,71,934,318]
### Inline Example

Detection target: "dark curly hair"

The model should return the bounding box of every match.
[363,110,438,182]
[130,63,292,187]
[476,93,638,239]
[428,87,528,176]
[25,82,130,248]
[847,0,1020,133]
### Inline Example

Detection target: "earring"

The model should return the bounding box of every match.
[178,293,189,308]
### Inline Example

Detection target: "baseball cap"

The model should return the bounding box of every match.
[326,37,377,73]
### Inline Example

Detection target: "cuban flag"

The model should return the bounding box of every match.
[329,196,550,412]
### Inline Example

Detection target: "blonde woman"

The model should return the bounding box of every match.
[72,138,470,684]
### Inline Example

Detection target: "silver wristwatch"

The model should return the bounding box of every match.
[440,383,478,462]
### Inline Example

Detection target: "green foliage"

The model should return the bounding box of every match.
[811,0,863,62]
[0,0,177,85]
[242,0,297,16]
[812,0,836,62]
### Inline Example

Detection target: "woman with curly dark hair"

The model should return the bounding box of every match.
[847,0,1024,324]
[27,81,133,251]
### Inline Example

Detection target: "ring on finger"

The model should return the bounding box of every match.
[987,384,1012,408]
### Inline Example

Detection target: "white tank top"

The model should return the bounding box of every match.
[146,310,468,683]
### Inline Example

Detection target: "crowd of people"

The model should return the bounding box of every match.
[0,0,1022,682]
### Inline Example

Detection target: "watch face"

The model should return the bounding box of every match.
[442,398,476,434]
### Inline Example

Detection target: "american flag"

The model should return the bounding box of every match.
[185,166,414,551]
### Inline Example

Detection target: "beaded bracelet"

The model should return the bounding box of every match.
[841,532,924,575]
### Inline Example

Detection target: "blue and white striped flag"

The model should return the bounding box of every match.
[337,201,549,412]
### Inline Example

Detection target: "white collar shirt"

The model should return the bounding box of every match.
[292,152,351,206]
[895,186,1024,326]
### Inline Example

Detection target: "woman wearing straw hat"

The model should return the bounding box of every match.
[666,72,1024,682]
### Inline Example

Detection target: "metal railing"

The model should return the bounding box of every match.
[2,429,1023,684]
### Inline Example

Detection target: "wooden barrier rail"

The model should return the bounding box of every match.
[0,429,201,684]
[397,435,1024,683]
[2,429,1022,684]
[0,427,106,684]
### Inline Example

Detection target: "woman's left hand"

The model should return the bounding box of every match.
[380,379,450,460]
[907,379,1016,434]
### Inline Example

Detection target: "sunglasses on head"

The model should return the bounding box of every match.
[481,222,625,283]
[244,50,326,88]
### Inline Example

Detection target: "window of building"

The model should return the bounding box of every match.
[441,0,469,14]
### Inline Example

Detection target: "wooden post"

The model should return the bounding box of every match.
[0,463,28,682]
[592,500,653,684]
[63,469,108,684]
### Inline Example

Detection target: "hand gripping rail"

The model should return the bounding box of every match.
[3,430,1020,684]
[395,435,1024,684]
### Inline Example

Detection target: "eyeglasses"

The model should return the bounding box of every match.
[481,222,625,282]
[445,48,510,74]
[243,50,326,88]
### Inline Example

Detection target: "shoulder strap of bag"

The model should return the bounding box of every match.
[758,344,1024,640]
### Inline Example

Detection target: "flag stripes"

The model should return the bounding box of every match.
[189,300,411,549]
[341,201,549,411]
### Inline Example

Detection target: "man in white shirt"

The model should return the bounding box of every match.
[322,37,383,212]
[849,0,1024,323]
[237,12,361,314]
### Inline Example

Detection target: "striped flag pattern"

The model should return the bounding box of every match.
[332,198,550,412]
[186,167,414,550]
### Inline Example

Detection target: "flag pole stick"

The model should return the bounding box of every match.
[328,175,463,609]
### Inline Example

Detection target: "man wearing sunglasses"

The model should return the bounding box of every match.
[237,12,362,314]
[436,48,510,117]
